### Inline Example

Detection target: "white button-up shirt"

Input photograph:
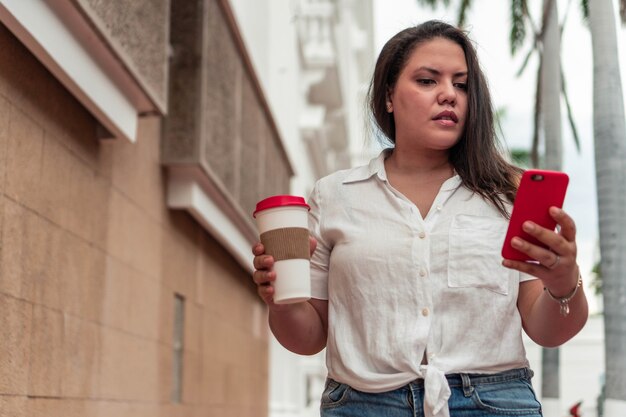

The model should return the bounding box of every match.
[308,151,534,417]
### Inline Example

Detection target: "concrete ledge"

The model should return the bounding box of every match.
[166,165,256,274]
[0,0,161,142]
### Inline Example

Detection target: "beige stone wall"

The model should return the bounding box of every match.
[0,22,269,417]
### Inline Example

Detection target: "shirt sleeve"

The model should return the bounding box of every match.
[519,271,539,282]
[308,181,331,300]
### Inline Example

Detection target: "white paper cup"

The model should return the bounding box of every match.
[254,195,311,304]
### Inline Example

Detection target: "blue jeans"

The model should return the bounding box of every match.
[320,368,542,417]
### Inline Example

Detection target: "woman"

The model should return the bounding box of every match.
[252,20,588,417]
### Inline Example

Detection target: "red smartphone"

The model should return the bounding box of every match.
[501,169,569,261]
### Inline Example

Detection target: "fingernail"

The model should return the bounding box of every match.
[511,237,522,247]
[522,222,535,232]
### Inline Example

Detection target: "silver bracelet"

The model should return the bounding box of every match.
[544,274,583,317]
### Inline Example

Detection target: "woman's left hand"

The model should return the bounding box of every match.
[503,206,579,296]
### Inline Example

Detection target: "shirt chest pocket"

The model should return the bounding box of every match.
[448,214,513,295]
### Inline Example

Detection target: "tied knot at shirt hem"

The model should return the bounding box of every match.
[422,365,451,417]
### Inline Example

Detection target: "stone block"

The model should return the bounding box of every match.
[94,400,161,417]
[110,116,166,224]
[98,327,159,401]
[38,132,74,230]
[104,189,133,266]
[106,189,162,280]
[4,106,44,211]
[201,358,227,406]
[196,232,255,318]
[184,301,201,354]
[0,197,23,299]
[62,315,100,397]
[158,404,201,417]
[27,305,63,396]
[0,198,6,298]
[63,153,110,249]
[101,255,132,332]
[160,215,198,297]
[0,25,100,172]
[0,294,32,394]
[60,232,106,322]
[157,285,174,346]
[127,273,161,340]
[0,198,64,309]
[0,395,27,417]
[157,343,172,403]
[0,96,8,195]
[182,350,201,405]
[22,213,64,310]
[102,256,161,340]
[25,398,89,417]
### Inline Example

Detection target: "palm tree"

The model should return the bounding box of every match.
[537,2,563,416]
[588,1,626,415]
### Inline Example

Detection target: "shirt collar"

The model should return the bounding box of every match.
[342,149,391,184]
[342,148,462,191]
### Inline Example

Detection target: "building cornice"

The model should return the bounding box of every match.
[0,0,162,142]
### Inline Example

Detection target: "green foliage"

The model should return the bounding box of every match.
[457,0,472,27]
[510,0,527,54]
[510,149,532,168]
[415,0,451,8]
[580,0,589,21]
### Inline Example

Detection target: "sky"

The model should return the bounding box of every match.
[373,0,626,313]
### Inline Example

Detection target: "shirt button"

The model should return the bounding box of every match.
[421,308,430,317]
[419,269,427,277]
[418,231,426,239]
[428,353,436,360]
[436,205,443,211]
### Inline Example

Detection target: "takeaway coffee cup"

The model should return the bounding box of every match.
[253,195,311,304]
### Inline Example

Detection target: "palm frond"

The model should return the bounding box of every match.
[457,0,472,28]
[560,66,581,152]
[516,46,536,77]
[522,0,541,38]
[574,0,589,29]
[580,0,589,22]
[510,0,527,55]
[415,0,451,8]
[531,59,543,168]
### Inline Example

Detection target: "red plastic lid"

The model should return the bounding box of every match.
[253,195,310,217]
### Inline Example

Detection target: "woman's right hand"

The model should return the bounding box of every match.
[252,236,317,311]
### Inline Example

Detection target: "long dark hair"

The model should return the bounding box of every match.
[367,20,522,218]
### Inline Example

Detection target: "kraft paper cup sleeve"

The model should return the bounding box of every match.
[260,227,310,261]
